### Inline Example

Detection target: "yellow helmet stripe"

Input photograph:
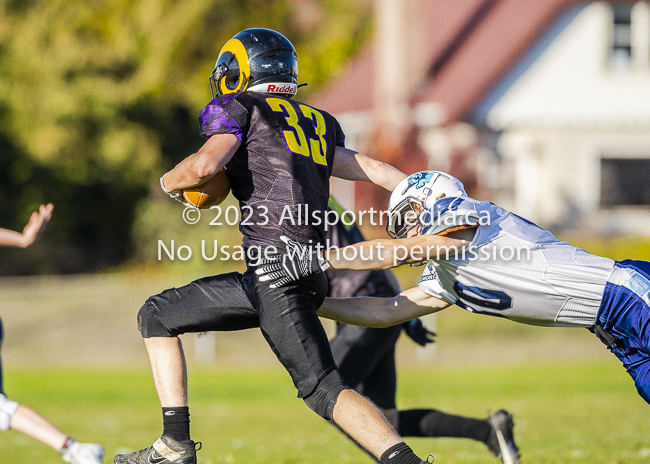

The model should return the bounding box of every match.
[218,38,251,94]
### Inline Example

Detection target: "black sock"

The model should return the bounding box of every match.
[397,409,491,442]
[380,442,423,464]
[162,407,191,442]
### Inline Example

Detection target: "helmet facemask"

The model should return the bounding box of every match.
[386,197,426,239]
[209,64,226,99]
[209,51,250,99]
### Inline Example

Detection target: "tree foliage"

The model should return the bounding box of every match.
[0,0,372,274]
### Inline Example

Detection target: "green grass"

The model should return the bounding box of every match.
[3,361,650,463]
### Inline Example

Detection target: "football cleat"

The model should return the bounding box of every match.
[486,410,520,464]
[61,440,105,464]
[113,436,201,464]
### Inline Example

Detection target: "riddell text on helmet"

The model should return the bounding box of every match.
[248,83,298,94]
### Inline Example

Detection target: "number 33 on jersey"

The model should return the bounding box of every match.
[266,97,329,167]
[197,91,346,250]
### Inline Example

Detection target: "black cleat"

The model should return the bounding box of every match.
[113,436,201,464]
[486,410,520,464]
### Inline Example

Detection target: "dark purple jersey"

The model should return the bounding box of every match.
[198,92,345,252]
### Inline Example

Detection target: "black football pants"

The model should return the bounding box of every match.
[330,323,402,410]
[138,269,338,398]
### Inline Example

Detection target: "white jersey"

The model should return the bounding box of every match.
[418,198,615,327]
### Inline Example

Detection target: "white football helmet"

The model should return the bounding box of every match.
[386,171,467,238]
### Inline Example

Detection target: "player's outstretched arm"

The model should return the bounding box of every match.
[325,234,468,270]
[331,146,406,191]
[0,203,53,248]
[317,286,450,327]
[256,234,468,287]
[161,133,240,192]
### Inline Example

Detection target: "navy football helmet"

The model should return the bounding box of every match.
[209,28,299,99]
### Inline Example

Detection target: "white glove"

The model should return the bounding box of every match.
[255,236,330,288]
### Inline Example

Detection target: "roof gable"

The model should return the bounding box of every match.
[312,0,639,124]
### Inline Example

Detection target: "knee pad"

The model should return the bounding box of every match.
[137,298,172,338]
[303,370,348,420]
[0,394,19,431]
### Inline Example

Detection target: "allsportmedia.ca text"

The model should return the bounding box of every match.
[181,204,491,229]
[182,204,394,228]
[158,239,531,267]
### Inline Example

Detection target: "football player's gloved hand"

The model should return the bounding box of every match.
[255,236,330,288]
[403,318,436,346]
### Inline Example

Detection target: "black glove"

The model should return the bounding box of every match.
[403,318,436,346]
[255,236,330,288]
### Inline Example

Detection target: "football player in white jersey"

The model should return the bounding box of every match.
[257,171,650,407]
[0,203,105,464]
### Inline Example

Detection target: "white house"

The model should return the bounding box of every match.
[312,0,650,235]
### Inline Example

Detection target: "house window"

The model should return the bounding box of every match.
[600,158,650,206]
[609,4,633,70]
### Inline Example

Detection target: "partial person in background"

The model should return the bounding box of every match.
[326,198,520,464]
[0,203,105,464]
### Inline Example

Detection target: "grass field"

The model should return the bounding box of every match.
[2,260,650,464]
[2,361,650,464]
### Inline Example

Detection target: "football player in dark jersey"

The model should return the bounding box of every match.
[0,204,105,464]
[115,29,445,464]
[325,198,519,463]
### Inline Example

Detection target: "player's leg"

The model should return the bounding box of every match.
[332,324,490,442]
[332,323,519,462]
[329,324,402,462]
[363,337,518,462]
[144,337,187,407]
[115,272,259,464]
[397,408,519,460]
[0,319,104,464]
[596,260,650,405]
[248,272,428,464]
[331,323,402,392]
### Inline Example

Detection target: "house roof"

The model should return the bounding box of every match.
[311,0,638,124]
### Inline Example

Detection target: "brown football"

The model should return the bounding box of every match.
[182,168,231,208]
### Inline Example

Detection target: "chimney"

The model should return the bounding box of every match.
[373,0,428,145]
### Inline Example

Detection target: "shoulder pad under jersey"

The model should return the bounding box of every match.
[421,196,479,236]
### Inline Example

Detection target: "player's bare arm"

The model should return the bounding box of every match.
[0,203,53,248]
[331,146,406,191]
[161,133,240,191]
[257,233,467,287]
[325,234,469,270]
[318,286,450,327]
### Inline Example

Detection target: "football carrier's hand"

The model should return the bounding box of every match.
[256,236,330,288]
[160,175,192,207]
[403,318,436,346]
